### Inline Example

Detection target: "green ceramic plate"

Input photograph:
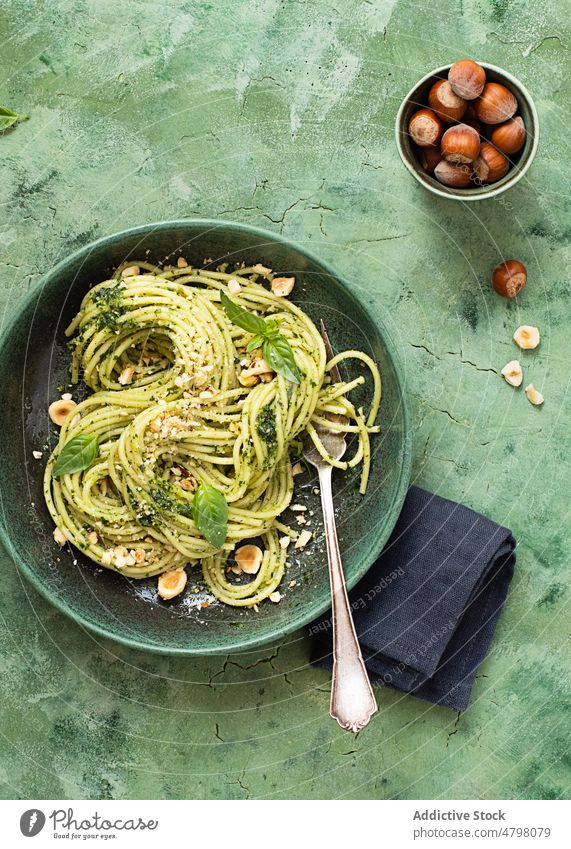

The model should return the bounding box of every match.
[0,220,411,655]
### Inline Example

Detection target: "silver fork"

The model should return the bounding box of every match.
[303,321,378,732]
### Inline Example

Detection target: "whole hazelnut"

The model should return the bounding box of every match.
[492,260,527,298]
[474,82,517,125]
[441,123,481,164]
[473,141,509,183]
[448,59,486,100]
[408,108,443,147]
[419,145,442,173]
[433,160,472,188]
[428,79,467,124]
[490,116,526,155]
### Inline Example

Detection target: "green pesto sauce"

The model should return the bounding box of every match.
[149,478,194,519]
[92,283,126,332]
[256,404,277,470]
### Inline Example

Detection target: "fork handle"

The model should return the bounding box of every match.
[318,466,378,732]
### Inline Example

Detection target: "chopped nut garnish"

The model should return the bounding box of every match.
[235,544,263,575]
[291,462,303,476]
[252,263,272,276]
[119,365,135,385]
[158,568,187,600]
[290,504,307,512]
[501,360,523,387]
[121,265,140,278]
[525,384,544,406]
[227,278,241,294]
[279,535,291,549]
[134,548,146,564]
[177,256,188,268]
[271,276,295,297]
[514,325,540,350]
[88,531,98,545]
[238,372,260,387]
[32,450,43,460]
[53,527,67,546]
[294,530,313,549]
[288,580,297,588]
[269,591,282,603]
[48,398,77,427]
[61,392,73,401]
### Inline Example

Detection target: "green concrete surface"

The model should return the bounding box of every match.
[0,0,570,800]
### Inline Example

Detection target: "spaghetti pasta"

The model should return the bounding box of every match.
[44,260,381,607]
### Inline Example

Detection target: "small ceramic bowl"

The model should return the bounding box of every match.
[395,62,539,201]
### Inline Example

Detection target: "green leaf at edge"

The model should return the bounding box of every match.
[263,335,301,384]
[52,434,99,478]
[0,107,29,131]
[220,291,267,335]
[192,483,228,548]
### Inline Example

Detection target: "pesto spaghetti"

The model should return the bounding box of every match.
[44,259,381,607]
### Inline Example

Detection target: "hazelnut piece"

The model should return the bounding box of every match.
[525,384,544,406]
[448,60,486,100]
[514,325,540,350]
[271,276,295,297]
[441,123,481,164]
[473,142,509,183]
[501,360,523,387]
[158,568,188,600]
[428,79,467,124]
[121,265,140,278]
[433,160,472,188]
[48,398,77,427]
[474,82,517,125]
[235,544,263,575]
[492,260,527,298]
[490,117,526,155]
[408,108,443,147]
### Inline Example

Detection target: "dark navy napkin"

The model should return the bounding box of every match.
[310,486,515,711]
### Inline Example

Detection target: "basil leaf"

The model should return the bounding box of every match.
[192,483,228,548]
[263,335,301,384]
[0,106,29,131]
[220,292,267,335]
[246,335,265,352]
[52,434,99,478]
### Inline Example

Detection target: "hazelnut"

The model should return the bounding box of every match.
[118,365,135,385]
[441,123,481,164]
[491,260,527,298]
[419,145,442,173]
[433,160,472,188]
[513,325,540,350]
[490,116,526,155]
[121,265,140,278]
[158,568,187,600]
[235,544,264,575]
[448,59,486,100]
[408,108,443,147]
[474,82,517,125]
[271,276,296,297]
[48,398,77,427]
[473,141,509,183]
[428,79,467,124]
[177,256,188,268]
[501,360,523,387]
[525,384,544,406]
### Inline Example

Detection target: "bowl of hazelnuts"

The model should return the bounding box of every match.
[395,60,539,200]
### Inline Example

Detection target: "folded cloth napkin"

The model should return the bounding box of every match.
[310,486,515,711]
